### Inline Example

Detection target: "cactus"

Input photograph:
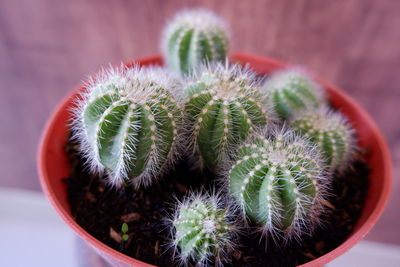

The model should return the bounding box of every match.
[171,192,237,266]
[290,108,356,172]
[162,9,229,75]
[72,65,182,188]
[262,68,325,120]
[184,63,272,169]
[228,128,328,239]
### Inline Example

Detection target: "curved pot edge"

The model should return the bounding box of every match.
[37,52,393,267]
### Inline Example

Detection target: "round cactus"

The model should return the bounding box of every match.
[290,108,356,172]
[228,128,328,239]
[262,68,325,120]
[184,63,272,169]
[172,192,237,266]
[72,65,182,188]
[162,9,229,75]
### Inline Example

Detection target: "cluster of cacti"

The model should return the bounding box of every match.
[262,68,325,120]
[162,9,229,75]
[290,108,356,172]
[184,63,272,169]
[69,8,361,267]
[172,192,237,266]
[228,128,328,239]
[72,66,182,188]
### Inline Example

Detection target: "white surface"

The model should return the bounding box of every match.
[0,188,400,267]
[0,188,78,267]
[327,241,400,267]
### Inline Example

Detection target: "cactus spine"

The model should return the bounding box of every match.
[72,66,181,187]
[162,9,229,74]
[228,128,328,239]
[172,192,236,266]
[184,63,271,169]
[291,108,356,172]
[262,68,325,120]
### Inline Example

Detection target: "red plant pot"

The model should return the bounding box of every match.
[38,54,392,267]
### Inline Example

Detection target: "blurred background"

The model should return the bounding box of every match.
[1,0,399,266]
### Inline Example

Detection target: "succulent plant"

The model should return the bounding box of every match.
[290,108,356,172]
[172,192,237,266]
[162,9,229,75]
[72,65,182,188]
[184,63,272,169]
[228,128,328,239]
[262,68,325,120]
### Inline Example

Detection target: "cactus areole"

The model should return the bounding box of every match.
[229,129,328,238]
[162,9,230,74]
[72,66,181,188]
[173,193,236,265]
[291,108,356,172]
[262,69,325,120]
[184,63,271,169]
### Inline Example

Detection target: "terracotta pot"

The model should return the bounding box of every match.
[38,54,392,267]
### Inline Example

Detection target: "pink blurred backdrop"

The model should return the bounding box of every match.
[1,0,399,244]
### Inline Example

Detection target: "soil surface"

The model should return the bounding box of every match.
[66,138,369,267]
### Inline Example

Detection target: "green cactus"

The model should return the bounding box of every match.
[72,66,181,187]
[162,9,229,74]
[184,63,272,169]
[262,68,325,120]
[291,108,356,172]
[172,192,236,266]
[228,128,328,239]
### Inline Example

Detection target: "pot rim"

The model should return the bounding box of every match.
[38,53,392,267]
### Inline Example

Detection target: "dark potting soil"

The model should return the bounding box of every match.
[65,138,369,267]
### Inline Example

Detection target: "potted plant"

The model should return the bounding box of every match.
[38,9,392,267]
